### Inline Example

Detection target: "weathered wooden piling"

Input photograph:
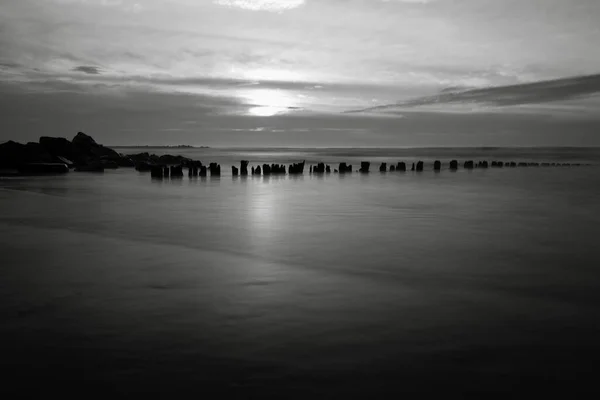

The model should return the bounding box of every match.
[339,163,352,173]
[326,165,331,173]
[359,161,370,173]
[518,162,527,167]
[411,163,415,171]
[232,166,239,176]
[397,162,406,172]
[416,161,424,172]
[170,165,183,177]
[209,163,220,176]
[263,164,271,176]
[163,165,170,177]
[199,166,207,176]
[433,160,441,171]
[255,165,262,175]
[464,160,474,169]
[289,161,305,175]
[390,165,396,172]
[509,162,517,167]
[450,160,458,170]
[379,162,387,172]
[241,160,249,176]
[478,161,489,168]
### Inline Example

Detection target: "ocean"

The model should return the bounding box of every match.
[1,147,600,397]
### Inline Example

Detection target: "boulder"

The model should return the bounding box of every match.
[18,163,69,174]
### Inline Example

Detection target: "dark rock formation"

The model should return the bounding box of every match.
[390,165,396,172]
[518,162,528,167]
[397,162,406,172]
[75,161,104,172]
[232,166,239,176]
[433,160,441,171]
[464,161,474,169]
[379,163,387,172]
[163,166,170,177]
[509,162,517,167]
[255,165,262,176]
[416,161,424,172]
[200,166,207,177]
[449,160,458,170]
[151,165,163,178]
[334,169,339,173]
[411,163,415,171]
[478,161,489,168]
[359,162,370,173]
[326,165,331,173]
[18,163,69,175]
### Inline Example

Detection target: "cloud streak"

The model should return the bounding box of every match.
[345,74,600,113]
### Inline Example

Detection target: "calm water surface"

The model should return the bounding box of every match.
[1,148,600,396]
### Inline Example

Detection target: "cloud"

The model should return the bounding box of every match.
[345,74,600,113]
[72,65,102,74]
[214,0,305,12]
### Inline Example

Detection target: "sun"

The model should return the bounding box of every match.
[248,106,288,116]
[238,88,297,117]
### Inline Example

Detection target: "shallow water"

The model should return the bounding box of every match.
[1,148,600,396]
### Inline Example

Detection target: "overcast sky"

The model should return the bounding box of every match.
[1,0,599,146]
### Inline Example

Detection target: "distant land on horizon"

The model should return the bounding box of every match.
[112,145,209,149]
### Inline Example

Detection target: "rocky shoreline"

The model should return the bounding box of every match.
[0,132,200,176]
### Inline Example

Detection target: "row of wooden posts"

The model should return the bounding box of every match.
[150,160,582,178]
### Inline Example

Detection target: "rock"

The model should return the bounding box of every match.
[232,166,239,176]
[100,160,119,169]
[411,163,415,171]
[334,169,339,173]
[518,162,528,167]
[75,162,105,173]
[18,163,69,174]
[200,166,207,177]
[359,161,370,173]
[326,165,331,173]
[379,163,387,172]
[163,166,170,177]
[390,165,396,172]
[255,165,261,175]
[397,162,406,172]
[464,161,474,169]
[416,161,424,172]
[478,161,489,168]
[313,163,325,174]
[449,160,458,170]
[433,160,441,171]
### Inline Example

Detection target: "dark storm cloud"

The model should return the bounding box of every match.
[72,66,102,75]
[346,74,600,113]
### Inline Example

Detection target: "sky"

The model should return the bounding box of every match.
[1,0,600,147]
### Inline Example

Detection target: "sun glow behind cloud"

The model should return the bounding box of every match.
[214,0,305,12]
